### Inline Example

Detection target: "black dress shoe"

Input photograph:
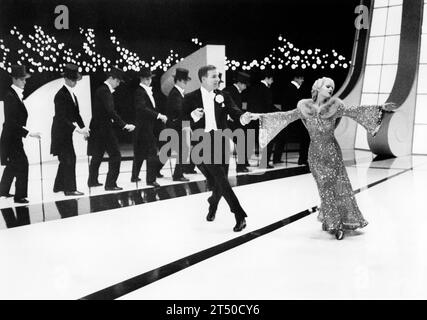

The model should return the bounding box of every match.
[0,193,14,198]
[64,191,84,196]
[105,186,123,191]
[173,176,190,182]
[266,164,274,169]
[298,160,308,166]
[273,160,285,164]
[206,211,216,222]
[88,182,103,187]
[14,198,29,204]
[131,177,141,182]
[184,170,197,174]
[236,166,249,173]
[147,181,160,188]
[156,172,164,178]
[233,217,247,232]
[53,189,63,193]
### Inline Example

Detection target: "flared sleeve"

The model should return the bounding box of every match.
[258,109,302,148]
[336,104,385,136]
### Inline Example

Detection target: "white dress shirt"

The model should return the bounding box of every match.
[64,83,77,104]
[261,80,270,88]
[200,86,218,132]
[104,81,115,94]
[291,80,301,89]
[11,84,24,102]
[174,84,185,98]
[140,83,156,108]
[233,83,242,93]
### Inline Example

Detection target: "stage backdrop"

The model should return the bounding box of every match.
[160,45,226,96]
[0,75,92,165]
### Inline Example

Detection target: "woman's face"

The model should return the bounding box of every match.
[318,79,335,99]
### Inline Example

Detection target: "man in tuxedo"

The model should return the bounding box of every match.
[165,68,191,182]
[87,67,135,191]
[247,70,278,168]
[0,65,41,203]
[273,74,306,164]
[131,67,168,187]
[51,64,89,196]
[182,65,255,232]
[224,71,251,173]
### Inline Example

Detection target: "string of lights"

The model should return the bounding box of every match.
[0,27,350,75]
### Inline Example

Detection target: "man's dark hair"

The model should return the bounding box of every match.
[198,65,216,82]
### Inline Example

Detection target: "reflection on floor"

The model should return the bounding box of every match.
[1,150,426,299]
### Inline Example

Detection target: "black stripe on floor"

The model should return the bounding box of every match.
[79,166,412,300]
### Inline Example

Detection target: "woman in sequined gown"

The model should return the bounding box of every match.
[255,77,396,240]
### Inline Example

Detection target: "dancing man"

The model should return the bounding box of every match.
[0,65,41,203]
[182,65,256,232]
[87,67,135,191]
[51,63,89,196]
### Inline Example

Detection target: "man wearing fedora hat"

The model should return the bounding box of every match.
[165,68,192,182]
[87,67,135,191]
[225,71,251,173]
[50,63,89,196]
[131,67,167,187]
[247,70,278,169]
[0,65,41,203]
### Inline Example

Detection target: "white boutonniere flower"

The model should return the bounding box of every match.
[215,94,225,106]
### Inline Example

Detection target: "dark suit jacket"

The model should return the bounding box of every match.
[224,85,243,110]
[224,84,245,130]
[282,82,304,139]
[87,84,126,155]
[165,86,185,130]
[246,82,276,114]
[133,86,160,159]
[0,88,29,165]
[182,88,243,132]
[282,82,301,111]
[50,86,85,155]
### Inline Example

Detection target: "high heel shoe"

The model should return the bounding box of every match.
[335,229,344,240]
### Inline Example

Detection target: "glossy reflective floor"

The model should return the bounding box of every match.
[0,150,426,299]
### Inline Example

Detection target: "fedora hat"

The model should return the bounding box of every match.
[9,65,31,79]
[173,68,191,81]
[138,67,155,79]
[108,67,126,82]
[61,63,82,81]
[234,71,250,85]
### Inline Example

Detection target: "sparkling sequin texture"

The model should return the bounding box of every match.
[259,98,384,232]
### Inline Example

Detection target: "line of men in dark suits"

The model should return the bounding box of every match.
[0,63,308,212]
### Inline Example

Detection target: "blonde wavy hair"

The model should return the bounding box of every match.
[311,77,335,101]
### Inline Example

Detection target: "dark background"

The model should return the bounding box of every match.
[0,0,361,141]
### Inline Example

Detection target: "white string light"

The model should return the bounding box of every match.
[0,28,350,75]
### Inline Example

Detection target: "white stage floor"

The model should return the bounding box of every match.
[0,151,426,300]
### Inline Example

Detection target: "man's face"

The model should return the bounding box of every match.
[65,78,77,88]
[296,77,304,86]
[111,78,121,89]
[177,79,188,90]
[237,82,247,91]
[14,77,27,89]
[141,77,152,86]
[202,69,219,91]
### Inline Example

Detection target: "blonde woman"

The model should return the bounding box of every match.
[255,77,397,240]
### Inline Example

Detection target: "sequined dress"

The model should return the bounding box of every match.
[258,97,385,231]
